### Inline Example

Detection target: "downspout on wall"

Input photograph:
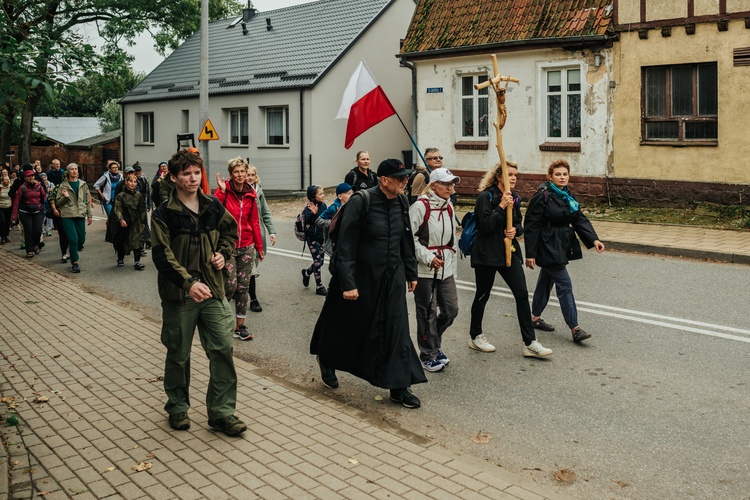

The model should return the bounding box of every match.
[399,57,418,166]
[120,102,126,167]
[300,89,305,190]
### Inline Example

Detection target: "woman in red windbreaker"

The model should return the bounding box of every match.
[214,157,264,341]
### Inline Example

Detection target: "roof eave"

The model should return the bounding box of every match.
[399,35,610,61]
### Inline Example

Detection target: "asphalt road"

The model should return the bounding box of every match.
[20,214,750,499]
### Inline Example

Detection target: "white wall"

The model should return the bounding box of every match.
[123,90,303,190]
[412,48,612,177]
[309,0,415,188]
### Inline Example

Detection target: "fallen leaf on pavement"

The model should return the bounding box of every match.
[131,462,152,472]
[145,453,155,459]
[53,354,60,358]
[471,432,492,444]
[374,395,383,401]
[553,468,576,483]
[33,396,49,403]
[612,480,629,488]
[147,376,164,383]
[103,467,115,473]
[348,459,359,465]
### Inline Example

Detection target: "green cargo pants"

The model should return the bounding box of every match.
[161,296,237,420]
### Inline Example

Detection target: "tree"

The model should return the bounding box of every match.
[1,0,244,164]
[98,99,121,133]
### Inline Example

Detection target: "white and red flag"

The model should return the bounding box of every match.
[336,60,397,149]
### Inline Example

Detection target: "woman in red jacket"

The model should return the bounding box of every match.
[214,157,264,341]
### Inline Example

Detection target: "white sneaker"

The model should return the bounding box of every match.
[523,340,553,358]
[469,334,496,352]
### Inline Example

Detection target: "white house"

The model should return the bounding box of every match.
[399,0,616,199]
[120,0,416,190]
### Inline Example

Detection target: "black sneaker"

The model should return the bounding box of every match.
[169,412,190,431]
[316,356,338,389]
[71,263,81,273]
[117,260,124,267]
[249,299,262,312]
[301,269,310,287]
[234,324,253,341]
[532,318,556,331]
[389,387,421,409]
[208,415,247,436]
[133,262,145,270]
[140,250,148,257]
[572,327,591,343]
[315,286,327,296]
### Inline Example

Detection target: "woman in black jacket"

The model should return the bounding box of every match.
[468,161,552,358]
[524,159,605,343]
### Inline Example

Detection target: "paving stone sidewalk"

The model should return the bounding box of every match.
[594,221,750,265]
[0,255,565,500]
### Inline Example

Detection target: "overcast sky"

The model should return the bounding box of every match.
[81,0,315,75]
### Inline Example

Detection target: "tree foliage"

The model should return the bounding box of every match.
[1,0,244,163]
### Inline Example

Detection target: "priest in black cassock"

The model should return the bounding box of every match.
[310,158,427,409]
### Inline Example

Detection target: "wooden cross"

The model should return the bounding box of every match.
[474,54,520,267]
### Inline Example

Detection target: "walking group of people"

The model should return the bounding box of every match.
[308,149,605,410]
[1,159,92,273]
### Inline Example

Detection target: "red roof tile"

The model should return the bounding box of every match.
[401,0,613,54]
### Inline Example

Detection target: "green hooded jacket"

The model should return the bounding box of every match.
[151,189,238,304]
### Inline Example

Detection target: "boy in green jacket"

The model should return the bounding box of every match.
[151,149,245,436]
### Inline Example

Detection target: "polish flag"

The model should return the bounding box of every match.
[336,60,397,149]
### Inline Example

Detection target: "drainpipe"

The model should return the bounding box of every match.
[399,57,419,166]
[299,89,305,189]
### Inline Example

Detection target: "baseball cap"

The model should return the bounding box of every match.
[376,158,412,178]
[335,183,352,195]
[124,166,135,174]
[429,168,460,184]
[133,163,142,171]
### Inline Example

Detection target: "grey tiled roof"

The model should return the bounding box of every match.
[66,129,121,148]
[121,0,393,104]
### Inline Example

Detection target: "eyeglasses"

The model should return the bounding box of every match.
[435,181,454,187]
[425,156,443,161]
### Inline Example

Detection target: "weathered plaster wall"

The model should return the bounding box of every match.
[612,19,750,184]
[414,48,612,179]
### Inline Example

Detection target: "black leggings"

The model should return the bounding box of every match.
[19,211,43,251]
[117,246,141,263]
[52,215,69,255]
[470,261,536,345]
[0,206,11,239]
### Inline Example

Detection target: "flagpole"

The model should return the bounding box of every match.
[393,112,428,171]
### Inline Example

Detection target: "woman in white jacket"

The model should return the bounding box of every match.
[408,168,460,372]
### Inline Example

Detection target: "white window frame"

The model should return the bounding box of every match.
[264,106,289,146]
[456,73,490,141]
[136,112,154,145]
[539,63,582,142]
[227,108,249,146]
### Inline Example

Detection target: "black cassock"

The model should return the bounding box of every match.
[310,187,427,389]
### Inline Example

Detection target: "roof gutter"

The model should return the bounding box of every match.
[399,35,610,61]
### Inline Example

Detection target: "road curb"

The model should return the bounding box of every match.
[604,240,747,264]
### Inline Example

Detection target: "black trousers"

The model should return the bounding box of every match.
[52,215,69,255]
[0,206,11,239]
[19,211,43,251]
[470,262,536,345]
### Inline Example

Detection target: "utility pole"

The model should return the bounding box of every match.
[199,0,210,183]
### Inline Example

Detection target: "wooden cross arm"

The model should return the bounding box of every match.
[474,74,520,90]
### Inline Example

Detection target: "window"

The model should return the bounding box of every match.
[265,107,289,146]
[544,68,581,140]
[459,75,489,139]
[228,108,249,145]
[136,112,154,144]
[642,63,717,144]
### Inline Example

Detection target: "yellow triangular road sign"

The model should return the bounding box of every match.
[198,119,219,141]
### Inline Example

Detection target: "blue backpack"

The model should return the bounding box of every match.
[458,192,492,258]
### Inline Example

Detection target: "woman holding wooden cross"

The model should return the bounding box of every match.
[468,161,553,358]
